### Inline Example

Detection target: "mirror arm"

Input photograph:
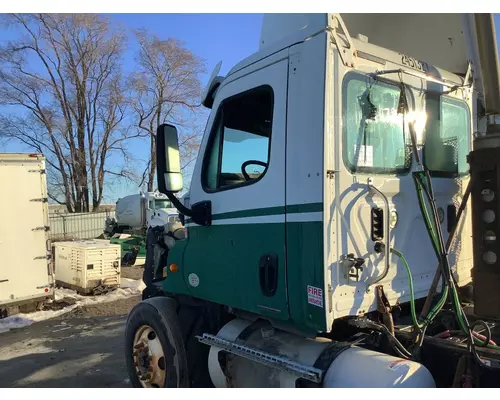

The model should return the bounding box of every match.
[163,191,193,218]
[163,192,211,227]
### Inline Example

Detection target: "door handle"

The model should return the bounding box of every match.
[259,253,278,297]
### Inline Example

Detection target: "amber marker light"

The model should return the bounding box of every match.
[169,264,179,273]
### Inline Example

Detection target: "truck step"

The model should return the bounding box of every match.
[196,333,323,383]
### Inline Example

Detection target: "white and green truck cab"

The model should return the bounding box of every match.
[125,14,500,388]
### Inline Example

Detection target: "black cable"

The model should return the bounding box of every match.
[413,173,452,299]
[393,344,411,360]
[423,170,461,289]
[415,172,460,289]
[470,320,492,348]
[366,320,413,359]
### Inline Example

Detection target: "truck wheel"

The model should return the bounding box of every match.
[125,297,189,388]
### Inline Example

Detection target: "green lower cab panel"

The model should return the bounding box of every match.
[286,221,326,333]
[180,223,289,319]
[163,219,326,335]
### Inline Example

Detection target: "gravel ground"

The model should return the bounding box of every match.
[0,267,146,387]
[58,295,141,319]
[0,290,140,388]
[120,265,144,281]
[0,315,131,387]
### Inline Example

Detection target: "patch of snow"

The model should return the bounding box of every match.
[120,278,146,291]
[0,278,144,334]
[0,306,79,334]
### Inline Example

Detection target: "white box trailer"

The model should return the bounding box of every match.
[54,240,121,295]
[0,153,54,316]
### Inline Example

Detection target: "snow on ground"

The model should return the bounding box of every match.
[0,278,145,334]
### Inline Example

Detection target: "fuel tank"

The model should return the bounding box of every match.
[206,319,435,388]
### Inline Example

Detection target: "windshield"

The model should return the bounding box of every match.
[154,199,173,209]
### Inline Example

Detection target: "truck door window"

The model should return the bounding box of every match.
[202,85,274,191]
[423,95,470,177]
[342,73,411,174]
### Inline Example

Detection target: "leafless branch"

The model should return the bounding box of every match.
[129,29,206,191]
[0,14,128,212]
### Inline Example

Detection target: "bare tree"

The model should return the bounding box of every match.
[0,14,140,212]
[130,29,205,191]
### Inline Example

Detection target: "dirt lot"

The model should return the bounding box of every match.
[0,266,145,388]
[120,264,144,281]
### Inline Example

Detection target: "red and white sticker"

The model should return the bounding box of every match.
[307,285,324,308]
[388,359,408,370]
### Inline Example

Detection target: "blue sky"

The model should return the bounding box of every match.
[2,13,500,204]
[1,14,264,203]
[111,14,263,78]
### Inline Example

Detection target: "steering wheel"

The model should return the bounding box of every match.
[241,160,268,181]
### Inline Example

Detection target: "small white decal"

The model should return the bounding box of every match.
[188,273,199,288]
[353,144,373,167]
[307,285,323,308]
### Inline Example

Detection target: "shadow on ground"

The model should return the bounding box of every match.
[0,315,131,387]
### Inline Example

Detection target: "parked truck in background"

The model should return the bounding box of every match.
[104,191,178,238]
[104,191,179,266]
[0,153,54,318]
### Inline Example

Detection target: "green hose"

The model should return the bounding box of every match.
[414,174,440,254]
[412,172,500,352]
[390,248,448,330]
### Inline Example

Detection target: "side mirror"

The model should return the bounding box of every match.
[156,124,212,227]
[157,124,183,193]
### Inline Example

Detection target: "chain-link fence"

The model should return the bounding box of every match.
[49,211,115,241]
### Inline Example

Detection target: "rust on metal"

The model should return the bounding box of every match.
[376,285,395,335]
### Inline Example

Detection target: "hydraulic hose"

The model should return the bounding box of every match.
[413,174,440,258]
[413,174,455,292]
[413,172,500,368]
[390,248,448,330]
[399,87,500,369]
[420,178,473,321]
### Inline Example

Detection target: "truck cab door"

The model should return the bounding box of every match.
[181,56,290,320]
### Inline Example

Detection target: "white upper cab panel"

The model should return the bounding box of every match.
[259,13,469,74]
[211,14,472,101]
[203,13,480,140]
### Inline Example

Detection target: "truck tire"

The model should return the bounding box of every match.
[125,297,189,388]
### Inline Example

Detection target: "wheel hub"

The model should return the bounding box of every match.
[132,325,166,388]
